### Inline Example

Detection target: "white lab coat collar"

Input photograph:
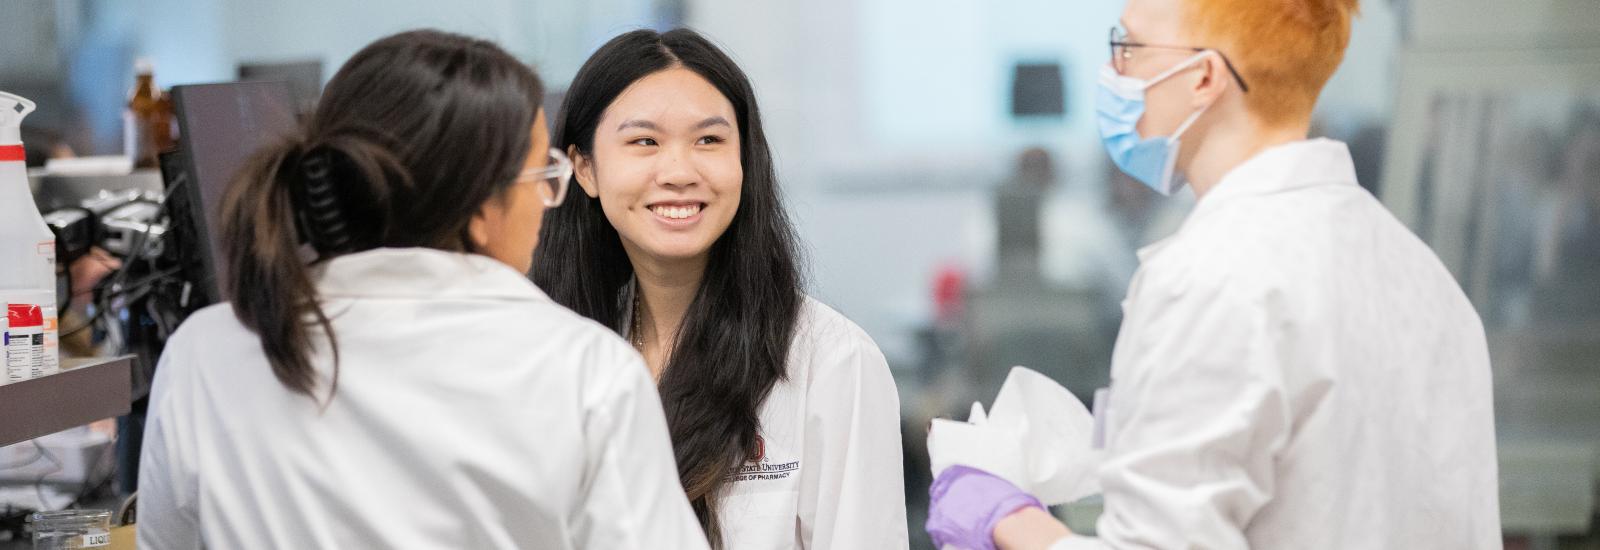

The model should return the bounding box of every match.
[1136,138,1358,262]
[314,247,550,302]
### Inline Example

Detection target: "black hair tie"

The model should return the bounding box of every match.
[291,147,354,255]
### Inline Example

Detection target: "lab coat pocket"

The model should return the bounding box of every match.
[717,489,800,550]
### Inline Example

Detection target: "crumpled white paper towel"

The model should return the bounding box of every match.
[928,366,1103,505]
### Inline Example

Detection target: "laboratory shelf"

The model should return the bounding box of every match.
[0,356,132,448]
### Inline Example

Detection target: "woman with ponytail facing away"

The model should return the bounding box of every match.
[137,30,708,550]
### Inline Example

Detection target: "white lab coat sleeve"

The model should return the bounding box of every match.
[571,343,710,550]
[137,343,203,550]
[796,321,909,550]
[1084,265,1292,549]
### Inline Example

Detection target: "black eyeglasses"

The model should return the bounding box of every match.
[1109,27,1250,93]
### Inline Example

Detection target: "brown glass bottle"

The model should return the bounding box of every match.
[125,60,174,168]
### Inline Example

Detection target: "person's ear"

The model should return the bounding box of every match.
[468,209,493,251]
[570,145,600,199]
[1191,53,1232,108]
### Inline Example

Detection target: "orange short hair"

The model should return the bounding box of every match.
[1184,0,1359,125]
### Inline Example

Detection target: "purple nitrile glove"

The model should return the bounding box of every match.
[926,465,1045,550]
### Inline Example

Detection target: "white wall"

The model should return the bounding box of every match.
[223,0,524,76]
[1317,1,1403,135]
[690,0,1126,182]
[132,0,231,87]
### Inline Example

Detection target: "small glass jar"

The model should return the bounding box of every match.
[28,510,111,550]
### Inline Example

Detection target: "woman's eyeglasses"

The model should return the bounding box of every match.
[519,147,574,207]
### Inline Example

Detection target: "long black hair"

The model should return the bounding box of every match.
[221,29,544,401]
[530,28,803,545]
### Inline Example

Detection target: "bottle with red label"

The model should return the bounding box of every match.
[6,302,42,384]
[6,289,59,378]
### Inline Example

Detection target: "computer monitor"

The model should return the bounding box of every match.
[164,81,299,305]
[238,60,323,118]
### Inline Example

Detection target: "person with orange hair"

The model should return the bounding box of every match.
[924,0,1502,548]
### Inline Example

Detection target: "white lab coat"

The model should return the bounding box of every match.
[138,248,708,550]
[1054,140,1501,549]
[621,290,909,550]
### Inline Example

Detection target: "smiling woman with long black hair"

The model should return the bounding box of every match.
[532,28,909,550]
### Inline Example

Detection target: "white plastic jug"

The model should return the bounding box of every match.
[0,91,56,292]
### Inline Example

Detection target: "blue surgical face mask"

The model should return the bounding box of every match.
[1095,52,1215,196]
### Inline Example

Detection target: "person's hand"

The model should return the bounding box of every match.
[926,465,1044,550]
[70,247,121,309]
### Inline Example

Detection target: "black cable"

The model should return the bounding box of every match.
[31,442,62,511]
[104,224,151,301]
[58,180,186,343]
[61,437,118,511]
[97,179,181,311]
[68,266,183,302]
[0,447,46,470]
[59,261,73,314]
[58,269,183,340]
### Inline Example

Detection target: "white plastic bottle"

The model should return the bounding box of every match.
[0,91,56,292]
[1,91,57,382]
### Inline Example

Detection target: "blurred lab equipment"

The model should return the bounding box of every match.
[966,148,1117,406]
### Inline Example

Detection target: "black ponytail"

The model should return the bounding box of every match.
[219,30,544,400]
